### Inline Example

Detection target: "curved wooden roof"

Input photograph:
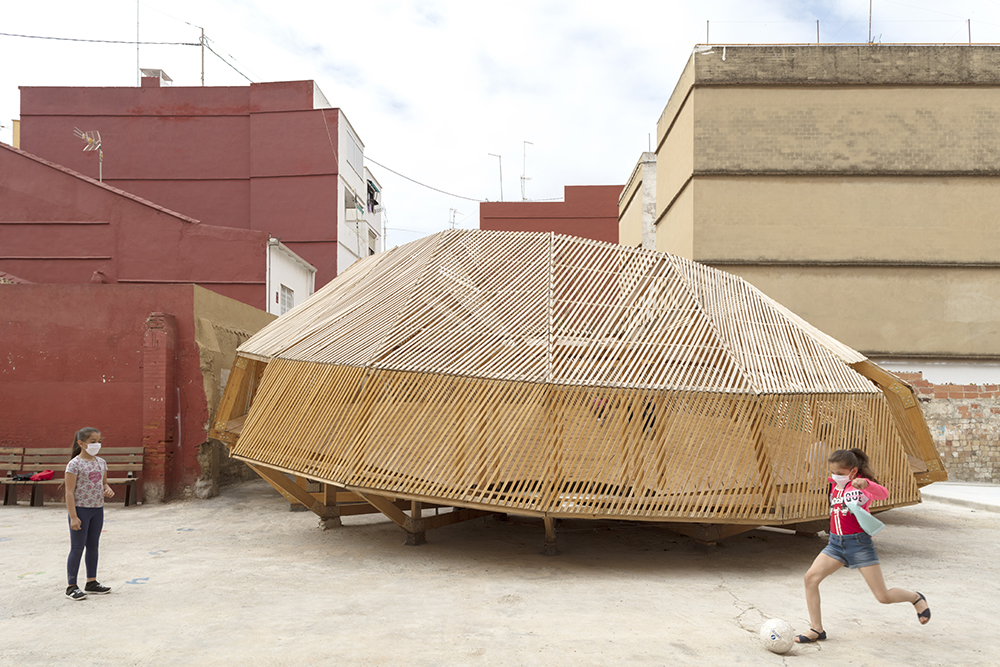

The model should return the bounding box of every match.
[239,230,868,393]
[214,230,939,528]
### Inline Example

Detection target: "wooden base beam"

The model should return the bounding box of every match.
[355,490,494,544]
[786,519,828,536]
[247,463,336,520]
[664,522,757,544]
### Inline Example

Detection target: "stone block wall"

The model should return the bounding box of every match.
[897,371,1000,483]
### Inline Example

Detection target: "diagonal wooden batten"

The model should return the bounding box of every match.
[219,229,944,533]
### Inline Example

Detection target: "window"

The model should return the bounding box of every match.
[279,284,294,315]
[369,230,377,255]
[345,128,364,177]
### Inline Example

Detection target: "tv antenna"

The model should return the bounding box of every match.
[520,141,533,200]
[449,208,462,230]
[73,128,103,182]
[488,153,503,201]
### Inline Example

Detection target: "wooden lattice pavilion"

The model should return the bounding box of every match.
[210,230,946,549]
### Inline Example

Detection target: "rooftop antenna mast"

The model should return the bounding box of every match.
[449,208,462,230]
[73,128,103,182]
[520,140,533,200]
[200,27,205,85]
[136,1,139,86]
[869,0,873,43]
[488,153,503,201]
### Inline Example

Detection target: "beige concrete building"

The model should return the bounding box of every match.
[618,152,656,250]
[619,45,1000,482]
[624,44,1000,367]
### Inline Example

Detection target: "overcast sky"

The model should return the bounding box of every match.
[4,0,1000,245]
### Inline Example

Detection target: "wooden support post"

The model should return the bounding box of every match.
[288,475,311,512]
[406,500,426,545]
[318,483,342,530]
[355,490,427,546]
[542,515,558,555]
[246,463,336,519]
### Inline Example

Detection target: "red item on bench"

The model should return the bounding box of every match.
[29,470,54,481]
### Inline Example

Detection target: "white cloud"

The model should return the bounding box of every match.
[4,0,1000,245]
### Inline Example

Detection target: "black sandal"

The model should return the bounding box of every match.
[794,628,827,643]
[913,592,931,624]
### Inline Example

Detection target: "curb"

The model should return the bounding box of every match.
[920,494,1000,514]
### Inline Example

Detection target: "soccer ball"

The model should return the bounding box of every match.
[759,618,794,654]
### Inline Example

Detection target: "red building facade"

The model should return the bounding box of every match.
[0,143,268,308]
[0,283,273,502]
[19,79,347,286]
[479,185,623,243]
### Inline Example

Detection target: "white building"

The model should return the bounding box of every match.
[311,84,383,275]
[266,238,316,316]
[334,113,383,273]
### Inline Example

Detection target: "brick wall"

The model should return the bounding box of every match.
[897,371,1000,483]
[142,313,178,503]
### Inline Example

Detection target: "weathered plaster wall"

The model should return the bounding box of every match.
[192,285,275,498]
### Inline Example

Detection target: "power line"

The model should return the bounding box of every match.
[138,4,263,81]
[0,31,197,45]
[139,1,201,29]
[205,37,262,82]
[203,41,254,82]
[366,156,484,202]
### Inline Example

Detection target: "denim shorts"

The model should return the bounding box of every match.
[821,532,880,569]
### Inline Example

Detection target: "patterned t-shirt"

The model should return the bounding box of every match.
[65,456,107,508]
[828,477,888,535]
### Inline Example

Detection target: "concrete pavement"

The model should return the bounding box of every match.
[919,481,1000,513]
[1,479,996,666]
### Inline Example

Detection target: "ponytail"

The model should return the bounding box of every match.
[71,427,100,462]
[829,448,879,484]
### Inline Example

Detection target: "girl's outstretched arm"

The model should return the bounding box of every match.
[857,479,889,501]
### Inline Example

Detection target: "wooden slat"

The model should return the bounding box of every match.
[219,230,941,529]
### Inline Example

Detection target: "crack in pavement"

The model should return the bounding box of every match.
[717,574,822,655]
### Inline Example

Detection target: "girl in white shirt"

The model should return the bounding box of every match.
[64,427,115,600]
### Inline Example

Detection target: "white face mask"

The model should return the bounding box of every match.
[85,443,102,456]
[831,473,851,488]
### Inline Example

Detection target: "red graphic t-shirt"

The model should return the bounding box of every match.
[65,456,107,508]
[828,477,888,535]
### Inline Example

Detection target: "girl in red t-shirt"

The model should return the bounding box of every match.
[794,448,931,643]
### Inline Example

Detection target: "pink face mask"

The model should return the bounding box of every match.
[831,473,851,488]
[85,443,102,456]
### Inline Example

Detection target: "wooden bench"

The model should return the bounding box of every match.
[103,447,144,507]
[1,447,144,507]
[1,447,24,506]
[20,448,72,507]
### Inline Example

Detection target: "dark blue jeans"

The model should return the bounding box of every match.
[67,506,103,586]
